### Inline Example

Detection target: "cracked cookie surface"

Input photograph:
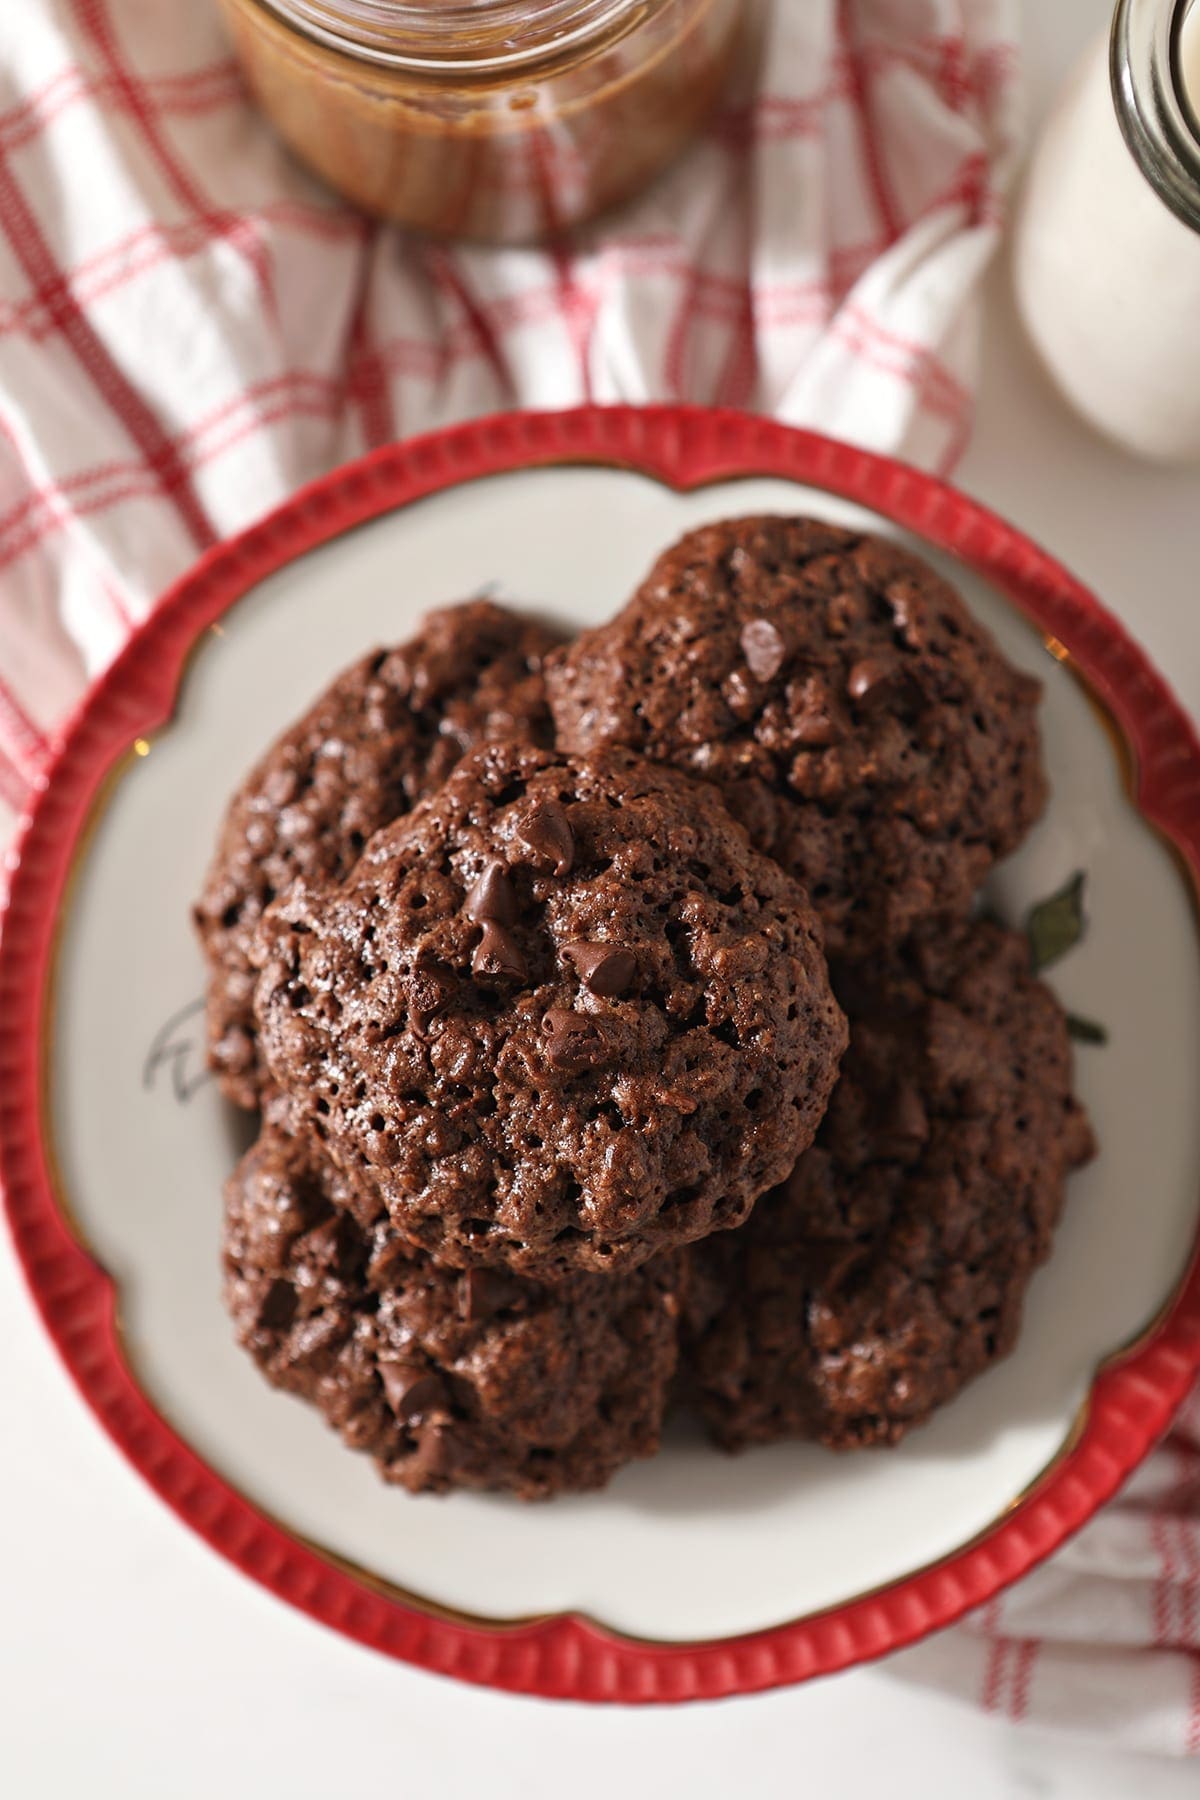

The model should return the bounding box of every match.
[548,517,1046,956]
[683,920,1094,1451]
[225,1124,685,1498]
[253,740,848,1277]
[195,600,559,1107]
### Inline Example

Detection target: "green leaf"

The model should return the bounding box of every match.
[1025,870,1086,973]
[1018,872,1106,1045]
[1065,1011,1108,1046]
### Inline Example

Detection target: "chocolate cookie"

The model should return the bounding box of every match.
[253,741,848,1277]
[224,1125,684,1498]
[194,600,560,1108]
[683,920,1094,1451]
[547,518,1046,956]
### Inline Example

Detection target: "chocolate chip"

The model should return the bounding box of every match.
[256,1278,296,1331]
[740,618,786,682]
[471,921,526,982]
[847,653,902,708]
[876,1080,929,1161]
[460,1267,524,1322]
[465,859,517,925]
[298,1216,357,1279]
[379,1363,449,1421]
[562,941,636,998]
[516,798,574,876]
[541,1007,610,1074]
[885,578,927,646]
[367,1233,414,1290]
[794,711,842,747]
[790,674,843,748]
[409,1420,462,1480]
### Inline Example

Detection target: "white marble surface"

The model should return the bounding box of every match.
[4,2,1200,1793]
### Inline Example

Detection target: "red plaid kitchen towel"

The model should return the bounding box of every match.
[0,0,1020,837]
[8,0,1199,1758]
[895,1383,1200,1754]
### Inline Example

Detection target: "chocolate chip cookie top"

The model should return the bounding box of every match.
[194,600,559,1108]
[253,741,848,1278]
[546,517,1047,956]
[224,1125,684,1498]
[683,920,1094,1452]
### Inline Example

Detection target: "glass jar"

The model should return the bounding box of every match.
[1013,0,1200,462]
[217,0,747,244]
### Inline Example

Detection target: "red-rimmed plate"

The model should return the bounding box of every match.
[3,406,1200,1702]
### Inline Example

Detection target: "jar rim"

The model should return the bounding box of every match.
[1112,0,1200,235]
[255,0,661,73]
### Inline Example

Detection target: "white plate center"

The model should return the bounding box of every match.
[49,469,1200,1640]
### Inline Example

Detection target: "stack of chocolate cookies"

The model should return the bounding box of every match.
[196,522,1093,1499]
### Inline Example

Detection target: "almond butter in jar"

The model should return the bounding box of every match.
[216,0,749,244]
